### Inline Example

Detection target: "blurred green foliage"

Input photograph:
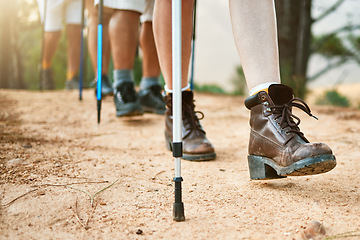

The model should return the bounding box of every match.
[193,83,226,94]
[316,89,350,107]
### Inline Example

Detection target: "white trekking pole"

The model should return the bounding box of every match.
[172,0,185,221]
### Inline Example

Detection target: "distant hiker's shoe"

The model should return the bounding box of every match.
[94,75,113,97]
[139,84,166,115]
[114,81,144,117]
[164,91,216,161]
[245,84,336,180]
[40,68,55,90]
[65,77,79,90]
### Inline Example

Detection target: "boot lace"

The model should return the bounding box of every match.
[146,85,165,107]
[165,96,205,136]
[271,98,318,137]
[116,82,137,103]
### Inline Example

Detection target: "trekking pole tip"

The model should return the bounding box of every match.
[173,202,185,221]
[173,177,185,221]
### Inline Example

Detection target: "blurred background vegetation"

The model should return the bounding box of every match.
[0,0,359,105]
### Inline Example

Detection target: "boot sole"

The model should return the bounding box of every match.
[142,106,165,115]
[116,103,144,117]
[248,154,336,180]
[165,132,216,161]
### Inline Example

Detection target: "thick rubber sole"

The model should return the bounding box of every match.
[248,154,336,180]
[142,105,165,115]
[116,102,144,117]
[165,132,216,161]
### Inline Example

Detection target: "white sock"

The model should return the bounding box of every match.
[164,83,191,93]
[249,82,279,96]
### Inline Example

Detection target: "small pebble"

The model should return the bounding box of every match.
[37,190,46,196]
[301,220,326,239]
[7,158,26,166]
[136,229,143,235]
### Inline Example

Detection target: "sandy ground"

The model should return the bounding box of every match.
[1,88,360,240]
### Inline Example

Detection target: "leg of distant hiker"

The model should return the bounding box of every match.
[229,0,336,179]
[138,1,165,114]
[110,10,140,71]
[153,0,216,161]
[110,10,144,116]
[86,0,113,95]
[42,31,61,70]
[66,24,82,81]
[62,0,83,89]
[41,31,61,89]
[140,21,160,78]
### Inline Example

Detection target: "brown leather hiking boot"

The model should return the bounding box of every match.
[244,84,336,179]
[164,91,216,161]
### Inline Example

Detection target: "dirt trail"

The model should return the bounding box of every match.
[1,89,360,239]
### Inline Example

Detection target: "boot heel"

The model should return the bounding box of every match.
[248,155,286,180]
[164,131,173,151]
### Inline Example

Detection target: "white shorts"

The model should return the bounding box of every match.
[93,0,154,22]
[37,0,82,32]
[140,0,155,23]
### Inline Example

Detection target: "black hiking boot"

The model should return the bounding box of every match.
[113,81,144,117]
[139,84,166,115]
[40,68,55,90]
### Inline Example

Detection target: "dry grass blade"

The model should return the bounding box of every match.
[322,230,360,239]
[2,189,39,208]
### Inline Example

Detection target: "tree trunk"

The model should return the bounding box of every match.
[275,0,312,98]
[0,0,12,88]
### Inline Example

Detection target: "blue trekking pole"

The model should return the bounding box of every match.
[79,0,85,100]
[96,0,103,124]
[172,0,185,221]
[189,0,197,90]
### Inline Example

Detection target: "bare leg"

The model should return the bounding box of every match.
[139,21,160,78]
[229,0,281,91]
[42,31,61,68]
[109,10,140,70]
[86,0,112,74]
[138,20,165,115]
[153,0,194,90]
[66,24,82,79]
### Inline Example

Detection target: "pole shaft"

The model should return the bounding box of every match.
[172,0,182,172]
[172,0,185,222]
[96,0,103,123]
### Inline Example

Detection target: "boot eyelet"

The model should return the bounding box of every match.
[277,122,280,126]
[266,108,271,112]
[261,96,266,101]
[264,101,269,107]
[285,132,290,135]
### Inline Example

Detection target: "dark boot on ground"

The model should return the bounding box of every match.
[65,76,79,90]
[40,68,55,90]
[139,84,166,115]
[164,91,216,161]
[113,81,144,117]
[244,84,336,180]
